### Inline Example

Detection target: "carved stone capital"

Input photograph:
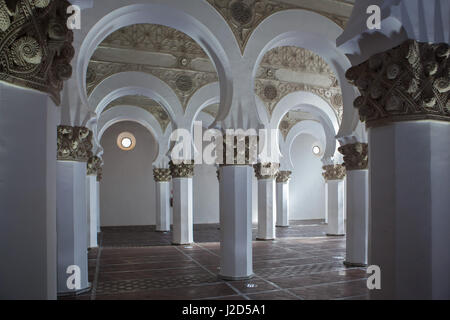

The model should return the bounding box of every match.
[87,156,102,176]
[153,168,171,182]
[276,170,292,183]
[254,162,279,180]
[0,0,75,105]
[57,126,93,162]
[96,169,103,182]
[346,40,450,128]
[169,160,194,178]
[322,164,346,181]
[338,143,368,171]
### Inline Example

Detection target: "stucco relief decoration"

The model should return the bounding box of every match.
[338,142,368,171]
[0,0,74,105]
[256,47,343,119]
[169,160,195,178]
[346,40,450,127]
[153,168,172,182]
[254,162,279,180]
[221,134,258,166]
[87,156,102,176]
[206,0,347,53]
[322,164,346,181]
[276,170,292,183]
[57,125,93,162]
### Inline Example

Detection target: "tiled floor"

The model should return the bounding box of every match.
[63,221,369,300]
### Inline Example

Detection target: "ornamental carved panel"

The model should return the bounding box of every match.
[57,125,93,162]
[276,170,291,183]
[87,156,102,176]
[338,143,368,171]
[0,0,74,105]
[254,162,279,180]
[346,40,450,127]
[153,168,172,182]
[169,160,195,178]
[322,164,346,181]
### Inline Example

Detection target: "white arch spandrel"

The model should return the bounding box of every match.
[245,9,359,139]
[184,82,220,129]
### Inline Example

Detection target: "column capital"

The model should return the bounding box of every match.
[276,170,292,183]
[322,164,346,181]
[57,125,93,162]
[338,142,368,171]
[221,134,258,166]
[87,156,102,176]
[169,160,194,178]
[253,162,279,180]
[153,168,172,182]
[346,40,450,128]
[0,0,74,105]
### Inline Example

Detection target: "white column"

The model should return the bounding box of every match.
[257,179,276,240]
[86,175,99,248]
[369,121,450,299]
[345,170,368,266]
[276,180,290,227]
[325,179,346,236]
[0,84,57,300]
[172,178,193,245]
[219,166,253,280]
[155,181,171,232]
[96,179,101,233]
[56,161,89,295]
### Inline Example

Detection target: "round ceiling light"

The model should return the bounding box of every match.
[117,132,136,151]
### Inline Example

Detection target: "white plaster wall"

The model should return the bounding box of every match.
[289,134,326,220]
[193,164,219,224]
[100,121,158,226]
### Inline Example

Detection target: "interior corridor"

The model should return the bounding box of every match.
[63,221,368,300]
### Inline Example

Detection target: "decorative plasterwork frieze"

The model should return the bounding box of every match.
[104,95,171,131]
[338,143,368,171]
[153,168,172,182]
[99,24,208,59]
[346,40,450,128]
[87,60,218,110]
[0,0,74,105]
[57,126,93,162]
[254,162,279,180]
[276,170,292,183]
[322,164,346,181]
[87,156,102,176]
[206,0,347,54]
[169,160,195,178]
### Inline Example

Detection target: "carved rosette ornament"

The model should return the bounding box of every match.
[346,40,450,127]
[322,164,346,181]
[338,143,368,171]
[87,156,102,176]
[276,170,292,183]
[0,0,75,105]
[57,126,93,162]
[153,168,172,182]
[169,160,194,178]
[254,162,279,180]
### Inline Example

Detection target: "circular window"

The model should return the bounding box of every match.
[117,132,136,151]
[312,145,321,156]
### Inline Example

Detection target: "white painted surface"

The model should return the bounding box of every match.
[257,179,276,240]
[276,182,289,227]
[172,178,193,244]
[219,166,253,280]
[155,181,171,232]
[86,175,99,248]
[0,84,57,300]
[193,164,219,224]
[345,170,368,266]
[290,135,326,220]
[369,121,450,299]
[56,161,89,294]
[326,179,345,236]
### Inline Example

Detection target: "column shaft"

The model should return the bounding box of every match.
[219,166,253,280]
[86,175,99,248]
[325,179,345,236]
[172,178,193,244]
[56,161,89,294]
[257,179,276,240]
[276,182,289,227]
[0,85,57,299]
[155,181,171,232]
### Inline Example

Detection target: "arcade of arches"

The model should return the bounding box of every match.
[0,0,449,300]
